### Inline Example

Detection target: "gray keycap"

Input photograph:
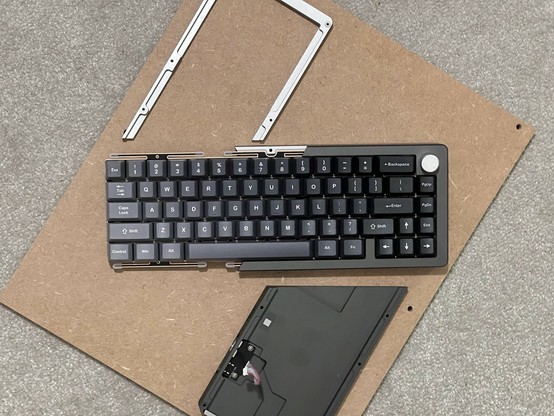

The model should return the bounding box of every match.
[159,181,177,198]
[139,181,156,199]
[106,160,124,179]
[217,221,234,239]
[108,243,132,262]
[187,241,312,260]
[197,222,214,239]
[107,182,135,201]
[108,202,141,221]
[109,223,152,241]
[176,222,193,240]
[160,243,183,261]
[135,243,157,261]
[239,221,255,238]
[127,160,145,179]
[342,239,364,258]
[316,240,338,258]
[156,222,173,239]
[144,202,161,220]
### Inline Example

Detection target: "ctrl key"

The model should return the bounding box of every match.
[108,244,132,263]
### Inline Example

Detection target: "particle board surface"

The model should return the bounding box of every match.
[0,0,534,415]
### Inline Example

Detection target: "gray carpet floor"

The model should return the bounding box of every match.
[0,0,552,415]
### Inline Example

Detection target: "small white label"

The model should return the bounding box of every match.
[263,318,272,327]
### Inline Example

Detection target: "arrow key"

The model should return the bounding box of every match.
[419,238,435,256]
[376,238,394,257]
[399,239,414,256]
[398,218,414,234]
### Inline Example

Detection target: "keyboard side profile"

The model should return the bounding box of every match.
[105,144,448,271]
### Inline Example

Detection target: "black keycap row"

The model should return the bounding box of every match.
[106,176,435,201]
[107,197,435,222]
[106,155,418,180]
[108,218,435,242]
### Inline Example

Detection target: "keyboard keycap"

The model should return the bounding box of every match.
[180,180,198,199]
[148,160,166,178]
[169,160,187,178]
[216,221,234,239]
[301,220,317,237]
[108,202,141,221]
[295,158,311,175]
[379,155,415,173]
[106,160,125,180]
[156,222,173,239]
[176,222,193,240]
[279,220,296,238]
[419,238,435,256]
[253,158,269,175]
[135,243,157,262]
[342,219,358,235]
[363,219,394,235]
[232,159,250,176]
[389,177,414,194]
[127,160,145,179]
[109,223,152,241]
[316,240,338,258]
[367,178,383,194]
[418,197,435,214]
[399,239,414,256]
[373,198,414,215]
[398,218,414,234]
[197,222,214,239]
[187,241,313,260]
[190,159,207,177]
[139,181,156,199]
[107,182,135,201]
[342,239,364,258]
[159,181,177,198]
[316,157,332,174]
[419,217,435,234]
[160,243,184,261]
[109,243,132,262]
[259,220,276,238]
[210,159,227,176]
[356,157,373,174]
[144,202,161,220]
[238,221,255,238]
[336,157,352,174]
[419,176,435,193]
[273,158,290,175]
[376,239,394,257]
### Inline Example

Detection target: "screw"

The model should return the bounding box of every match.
[231,372,238,379]
[247,345,254,352]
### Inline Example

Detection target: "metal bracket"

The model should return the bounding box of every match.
[122,0,332,142]
[122,0,217,140]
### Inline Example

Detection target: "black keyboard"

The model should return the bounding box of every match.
[105,145,447,271]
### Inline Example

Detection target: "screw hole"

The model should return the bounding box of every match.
[385,314,390,318]
[357,362,362,366]
[407,306,413,312]
[170,59,174,63]
[516,124,522,130]
[260,305,264,310]
[202,403,207,408]
[269,119,273,122]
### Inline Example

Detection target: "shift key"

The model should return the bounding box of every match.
[109,223,152,241]
[373,198,414,215]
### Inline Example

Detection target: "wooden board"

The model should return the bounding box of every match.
[0,0,534,415]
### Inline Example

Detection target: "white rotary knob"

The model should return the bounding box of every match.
[421,154,439,173]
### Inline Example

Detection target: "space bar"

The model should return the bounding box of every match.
[187,241,313,260]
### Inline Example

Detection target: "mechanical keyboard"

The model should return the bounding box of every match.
[105,145,448,271]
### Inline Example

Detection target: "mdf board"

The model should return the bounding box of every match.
[0,0,534,415]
